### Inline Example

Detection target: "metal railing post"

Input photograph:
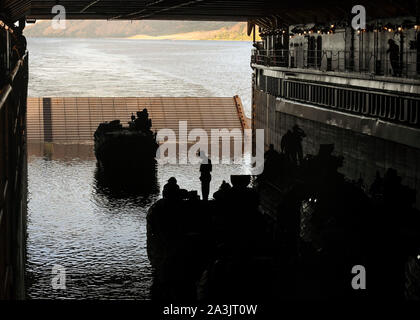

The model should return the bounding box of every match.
[252,48,419,80]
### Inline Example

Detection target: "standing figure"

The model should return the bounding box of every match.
[10,18,26,65]
[281,130,293,162]
[369,171,384,198]
[135,109,151,132]
[135,111,144,131]
[387,39,401,77]
[199,151,212,201]
[142,108,152,131]
[291,125,306,165]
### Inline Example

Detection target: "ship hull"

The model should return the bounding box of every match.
[253,89,420,209]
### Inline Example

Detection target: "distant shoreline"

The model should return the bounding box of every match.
[23,21,257,42]
[25,36,253,42]
[128,36,253,42]
[126,31,254,41]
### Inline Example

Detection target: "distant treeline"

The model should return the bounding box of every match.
[23,20,255,40]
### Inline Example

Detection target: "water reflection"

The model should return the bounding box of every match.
[93,164,160,202]
[26,142,249,299]
[26,142,157,300]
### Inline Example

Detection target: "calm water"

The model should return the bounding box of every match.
[26,38,253,299]
[28,38,252,116]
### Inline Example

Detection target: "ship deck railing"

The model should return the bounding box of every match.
[253,62,420,130]
[252,49,420,80]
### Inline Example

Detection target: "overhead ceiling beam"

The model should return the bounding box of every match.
[80,0,101,13]
[5,0,418,23]
[110,0,167,20]
[134,0,207,20]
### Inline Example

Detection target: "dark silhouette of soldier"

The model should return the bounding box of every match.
[387,39,401,77]
[11,19,26,59]
[148,118,152,131]
[131,112,136,122]
[135,108,152,132]
[262,144,282,179]
[369,171,384,198]
[199,151,212,201]
[142,108,152,131]
[289,125,306,165]
[213,180,231,201]
[264,144,277,160]
[11,26,27,65]
[135,111,145,131]
[281,130,293,161]
[162,177,180,200]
